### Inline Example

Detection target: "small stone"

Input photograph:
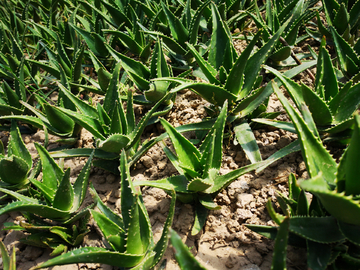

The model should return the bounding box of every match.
[237,194,254,208]
[235,209,253,220]
[141,156,154,168]
[106,174,116,184]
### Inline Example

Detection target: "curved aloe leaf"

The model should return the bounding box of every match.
[35,247,144,269]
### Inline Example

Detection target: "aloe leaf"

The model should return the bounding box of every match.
[126,197,144,255]
[0,199,70,220]
[344,115,360,196]
[315,40,339,101]
[241,20,289,99]
[301,174,360,226]
[161,1,189,46]
[162,78,237,105]
[134,175,190,194]
[8,120,32,168]
[70,23,108,57]
[103,30,142,55]
[56,107,106,140]
[90,184,124,229]
[330,82,360,124]
[52,169,74,212]
[251,118,296,133]
[160,119,201,172]
[56,34,71,77]
[188,0,211,44]
[57,83,98,118]
[35,142,63,191]
[301,84,333,126]
[289,216,345,243]
[35,247,144,268]
[338,220,360,246]
[272,81,337,184]
[192,201,209,236]
[0,241,10,270]
[106,44,150,90]
[72,45,84,83]
[271,218,289,270]
[0,156,29,185]
[234,120,262,164]
[90,209,125,252]
[170,229,207,269]
[120,151,136,229]
[330,26,360,75]
[208,3,235,70]
[226,30,263,96]
[72,151,94,211]
[200,101,227,172]
[44,104,75,134]
[307,240,332,270]
[103,62,122,117]
[1,80,20,109]
[145,188,176,267]
[48,148,119,160]
[98,134,131,153]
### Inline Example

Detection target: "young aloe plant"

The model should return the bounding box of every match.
[255,37,360,144]
[3,211,91,256]
[0,121,32,189]
[248,81,360,269]
[0,144,94,222]
[35,151,176,269]
[133,101,294,235]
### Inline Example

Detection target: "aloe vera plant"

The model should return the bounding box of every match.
[35,151,176,269]
[0,144,94,222]
[248,80,360,269]
[133,101,296,235]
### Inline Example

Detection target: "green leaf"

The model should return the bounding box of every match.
[103,62,121,117]
[307,240,332,270]
[35,143,64,192]
[225,30,263,96]
[53,169,74,211]
[170,229,208,269]
[289,216,345,243]
[8,121,32,168]
[98,134,131,153]
[192,201,209,235]
[272,81,337,184]
[0,156,29,185]
[44,104,75,134]
[160,119,201,172]
[344,115,360,196]
[234,120,262,164]
[271,218,289,270]
[35,247,143,269]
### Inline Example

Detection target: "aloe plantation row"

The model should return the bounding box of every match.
[0,0,360,269]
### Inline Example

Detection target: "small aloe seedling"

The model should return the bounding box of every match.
[256,37,360,144]
[0,121,32,189]
[35,151,176,269]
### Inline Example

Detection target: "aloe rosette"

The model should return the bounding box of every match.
[35,151,176,269]
[133,101,300,235]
